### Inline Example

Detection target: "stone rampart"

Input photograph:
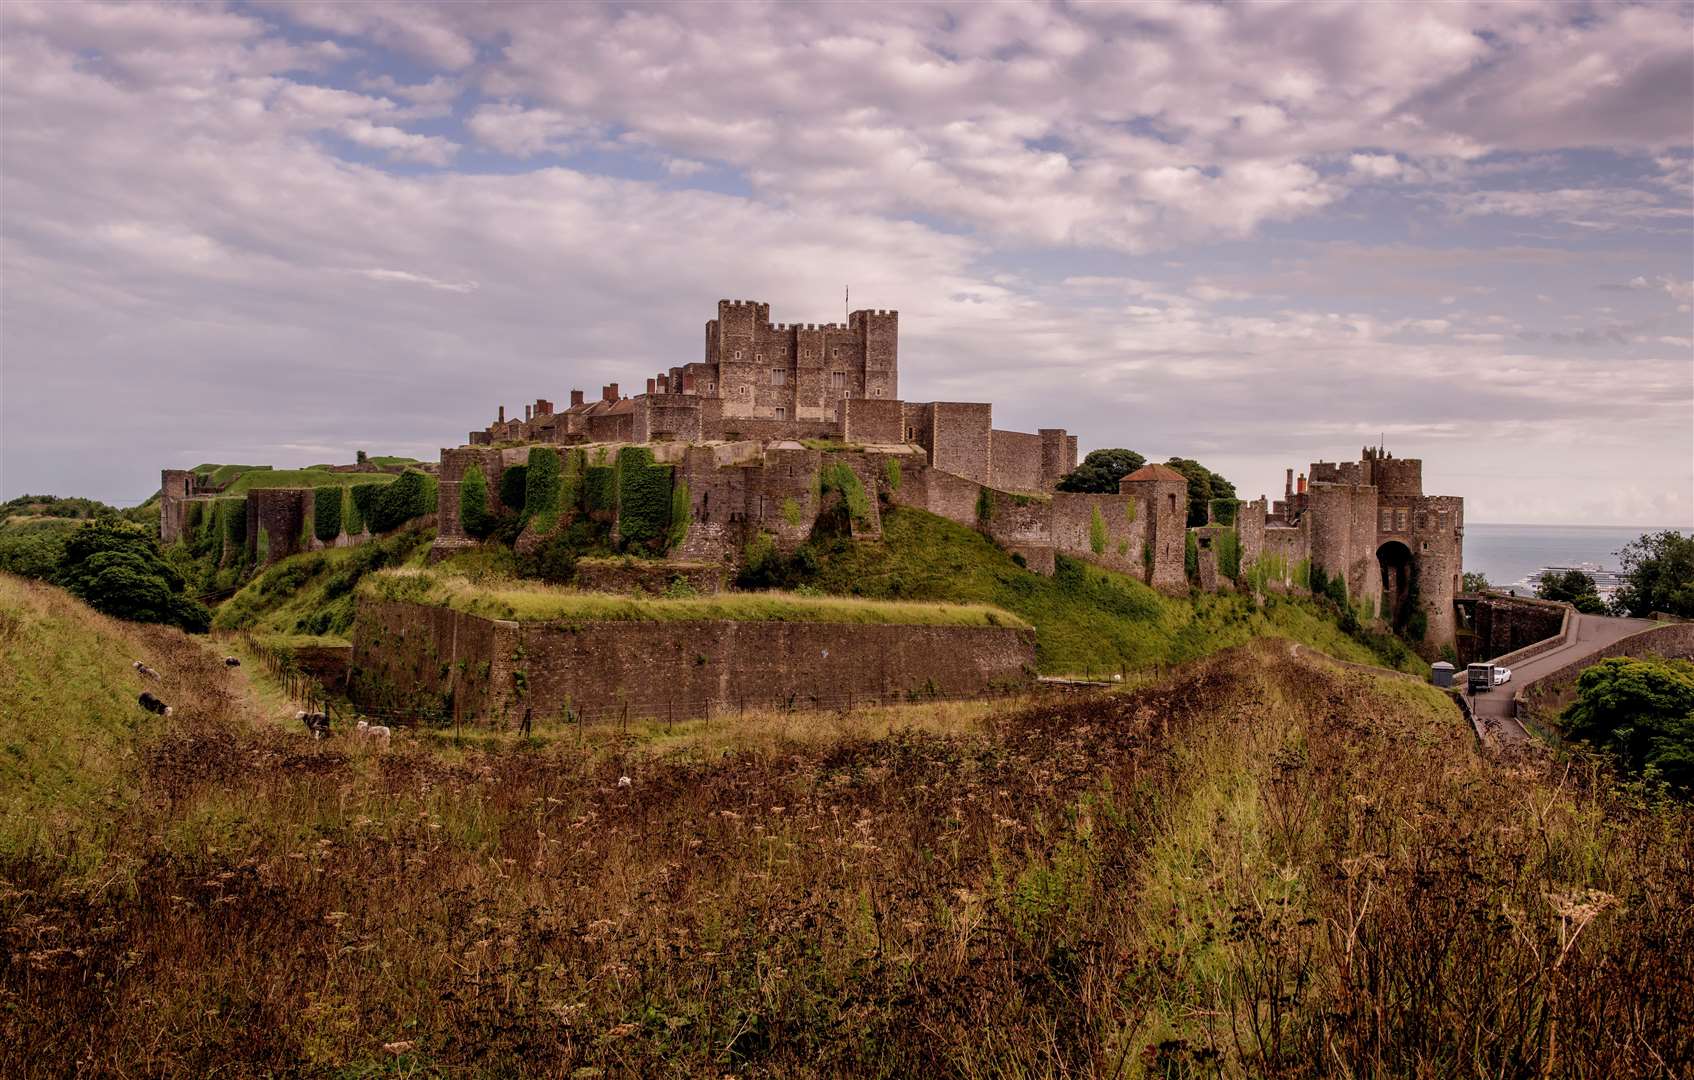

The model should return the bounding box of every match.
[574,558,725,595]
[1515,621,1694,722]
[989,430,1044,493]
[350,598,1035,725]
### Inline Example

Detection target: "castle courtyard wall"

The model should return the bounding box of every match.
[989,430,1044,493]
[350,599,1035,725]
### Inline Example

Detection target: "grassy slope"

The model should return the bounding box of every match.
[223,468,398,494]
[363,566,1031,627]
[211,526,434,639]
[809,505,1416,675]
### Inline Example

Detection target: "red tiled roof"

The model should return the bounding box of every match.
[1121,463,1188,484]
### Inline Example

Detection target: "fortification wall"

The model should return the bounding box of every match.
[574,558,725,595]
[1050,492,1145,575]
[983,490,1054,573]
[159,469,196,544]
[989,430,1044,494]
[839,397,904,445]
[1039,430,1077,490]
[1517,621,1694,721]
[1473,595,1568,662]
[245,488,310,565]
[1307,482,1380,613]
[351,599,1035,725]
[928,403,993,486]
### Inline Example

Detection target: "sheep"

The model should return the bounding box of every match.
[617,775,632,789]
[295,710,331,739]
[138,691,173,717]
[133,660,161,681]
[355,719,391,746]
[223,656,241,667]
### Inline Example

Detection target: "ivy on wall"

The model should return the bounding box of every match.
[614,445,674,552]
[350,483,382,535]
[1089,505,1108,555]
[340,486,360,536]
[220,498,246,549]
[369,470,437,533]
[524,447,562,533]
[668,479,691,551]
[976,485,993,525]
[583,465,616,515]
[1125,499,1138,525]
[459,464,493,539]
[313,485,343,543]
[299,499,314,549]
[1184,530,1200,584]
[1217,527,1241,581]
[884,457,902,493]
[499,464,528,515]
[820,461,873,528]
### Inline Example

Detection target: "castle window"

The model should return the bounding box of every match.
[872,387,882,397]
[832,346,841,359]
[771,368,786,386]
[734,348,743,360]
[1380,510,1392,532]
[831,371,846,389]
[1395,509,1408,531]
[706,381,715,393]
[1438,510,1448,531]
[775,407,787,421]
[1416,512,1427,530]
[755,352,764,363]
[1168,493,1177,513]
[741,386,750,397]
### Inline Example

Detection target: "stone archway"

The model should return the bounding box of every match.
[1377,540,1414,632]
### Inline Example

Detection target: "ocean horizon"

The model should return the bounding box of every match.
[1462,522,1689,591]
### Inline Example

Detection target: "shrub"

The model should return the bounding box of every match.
[519,530,578,585]
[615,446,674,552]
[1089,506,1108,555]
[459,464,494,539]
[54,520,210,631]
[1210,498,1239,526]
[1216,528,1241,581]
[349,483,383,534]
[313,486,342,543]
[366,470,436,534]
[781,497,803,528]
[524,447,563,533]
[1184,530,1199,584]
[583,465,616,516]
[820,462,873,529]
[1563,656,1694,791]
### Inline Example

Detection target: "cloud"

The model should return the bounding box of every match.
[465,102,583,158]
[336,119,457,164]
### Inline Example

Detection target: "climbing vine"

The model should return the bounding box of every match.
[313,485,343,542]
[614,445,674,552]
[524,447,562,533]
[459,464,493,539]
[1089,505,1108,555]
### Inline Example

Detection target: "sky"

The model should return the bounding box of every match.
[1,1,1690,526]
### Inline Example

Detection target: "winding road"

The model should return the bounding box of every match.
[1467,612,1656,742]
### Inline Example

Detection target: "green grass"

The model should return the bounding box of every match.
[803,506,1418,676]
[211,526,434,639]
[360,566,1031,628]
[0,574,165,861]
[364,455,421,467]
[223,469,399,494]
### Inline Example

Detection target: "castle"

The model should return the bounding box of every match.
[439,297,1465,650]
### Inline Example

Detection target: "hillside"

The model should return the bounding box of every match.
[210,525,435,639]
[1,591,1686,1075]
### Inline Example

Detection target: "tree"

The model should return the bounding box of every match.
[55,520,210,631]
[1562,656,1694,792]
[1536,568,1606,614]
[1610,529,1694,619]
[1462,571,1491,593]
[1164,458,1235,528]
[1056,449,1145,493]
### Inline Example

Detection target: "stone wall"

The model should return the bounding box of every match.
[839,397,905,445]
[925,403,993,486]
[1050,492,1144,576]
[350,598,1036,725]
[989,430,1044,493]
[982,489,1054,573]
[1473,596,1569,664]
[159,469,197,544]
[574,558,725,595]
[1516,621,1694,721]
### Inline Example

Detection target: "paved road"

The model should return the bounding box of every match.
[1467,612,1656,741]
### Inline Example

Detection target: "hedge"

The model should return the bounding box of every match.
[369,470,437,534]
[313,485,343,543]
[524,447,562,533]
[1210,498,1240,526]
[459,464,493,539]
[615,445,674,552]
[499,464,528,514]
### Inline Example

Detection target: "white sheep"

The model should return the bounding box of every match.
[296,710,331,739]
[617,775,632,788]
[355,719,392,746]
[133,660,161,681]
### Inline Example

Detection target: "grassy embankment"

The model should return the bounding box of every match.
[1,579,1686,1076]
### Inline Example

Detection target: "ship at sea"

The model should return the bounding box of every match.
[1506,562,1624,601]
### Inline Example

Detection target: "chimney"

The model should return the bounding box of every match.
[525,405,533,422]
[498,405,505,424]
[646,378,657,395]
[1285,468,1293,500]
[1297,472,1308,496]
[682,373,696,394]
[602,383,619,402]
[570,389,584,407]
[536,399,553,416]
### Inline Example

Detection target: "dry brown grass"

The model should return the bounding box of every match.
[1,593,1690,1077]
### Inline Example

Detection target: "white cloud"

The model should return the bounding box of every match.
[465,102,583,158]
[337,119,457,165]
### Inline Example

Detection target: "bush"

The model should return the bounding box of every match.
[459,464,494,539]
[1216,528,1241,581]
[370,470,437,533]
[0,522,72,579]
[583,465,616,516]
[1210,498,1239,526]
[519,530,578,585]
[313,486,342,543]
[349,483,382,534]
[524,447,562,533]
[1563,656,1694,792]
[54,520,210,631]
[1089,506,1108,555]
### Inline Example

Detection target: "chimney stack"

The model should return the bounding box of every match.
[646,378,657,395]
[498,405,505,424]
[682,373,696,394]
[602,384,619,402]
[1297,472,1308,496]
[570,389,584,407]
[1285,468,1293,499]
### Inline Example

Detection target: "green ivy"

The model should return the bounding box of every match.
[1216,527,1241,581]
[524,447,562,533]
[976,485,993,525]
[583,465,616,515]
[340,486,359,535]
[1184,530,1199,584]
[668,479,691,551]
[615,445,674,552]
[820,461,873,528]
[1124,499,1138,525]
[313,485,342,542]
[221,498,246,549]
[499,464,528,514]
[884,457,902,493]
[350,483,382,534]
[781,497,803,527]
[299,499,314,549]
[1089,505,1108,555]
[256,525,271,565]
[459,464,493,538]
[369,470,437,533]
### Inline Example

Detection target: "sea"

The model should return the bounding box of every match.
[1463,523,1686,596]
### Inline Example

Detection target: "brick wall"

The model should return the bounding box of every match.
[1472,595,1567,662]
[1120,475,1187,592]
[351,598,1035,725]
